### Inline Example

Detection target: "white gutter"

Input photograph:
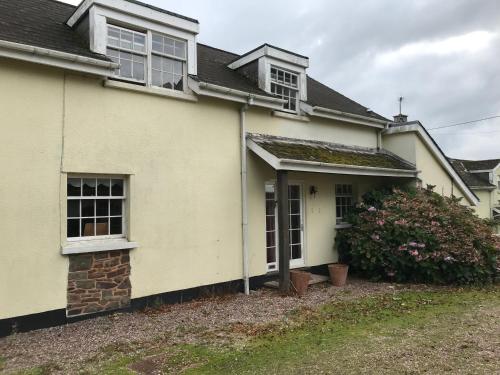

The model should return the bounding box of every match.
[240,104,250,295]
[301,104,388,129]
[279,158,418,177]
[0,40,118,76]
[188,78,286,110]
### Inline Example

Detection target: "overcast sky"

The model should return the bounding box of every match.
[63,0,500,160]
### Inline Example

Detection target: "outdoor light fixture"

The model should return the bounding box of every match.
[309,185,318,197]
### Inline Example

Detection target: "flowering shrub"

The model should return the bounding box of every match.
[337,187,499,284]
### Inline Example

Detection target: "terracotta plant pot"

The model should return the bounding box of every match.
[290,270,311,296]
[328,263,349,286]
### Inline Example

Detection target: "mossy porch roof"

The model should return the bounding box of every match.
[249,134,415,171]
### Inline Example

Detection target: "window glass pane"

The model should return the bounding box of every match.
[82,179,96,196]
[174,75,183,91]
[82,218,95,237]
[289,185,300,199]
[67,200,80,218]
[133,33,145,52]
[152,55,161,70]
[95,218,109,236]
[68,178,81,196]
[152,34,163,52]
[120,58,132,78]
[152,69,162,86]
[266,216,275,231]
[164,37,175,55]
[67,219,79,237]
[162,58,174,73]
[120,30,133,50]
[290,229,301,244]
[111,179,123,196]
[174,40,186,58]
[267,247,276,263]
[108,27,120,45]
[96,199,109,216]
[97,179,110,196]
[133,60,145,81]
[266,232,276,247]
[81,199,95,217]
[110,199,122,216]
[290,214,300,228]
[173,60,183,75]
[290,200,300,214]
[291,244,301,259]
[162,73,174,89]
[110,217,122,235]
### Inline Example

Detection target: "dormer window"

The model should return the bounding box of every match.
[151,34,186,90]
[107,25,146,82]
[106,25,187,91]
[270,66,299,111]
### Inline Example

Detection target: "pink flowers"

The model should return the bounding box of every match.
[398,245,407,251]
[368,206,377,212]
[371,233,380,241]
[408,241,418,247]
[409,249,419,257]
[417,243,426,249]
[394,219,408,226]
[376,220,385,226]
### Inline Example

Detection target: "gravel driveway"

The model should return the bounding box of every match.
[0,278,425,373]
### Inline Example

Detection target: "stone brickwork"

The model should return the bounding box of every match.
[67,250,131,317]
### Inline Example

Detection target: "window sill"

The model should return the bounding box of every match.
[272,110,310,122]
[335,223,352,229]
[104,80,198,102]
[62,239,139,255]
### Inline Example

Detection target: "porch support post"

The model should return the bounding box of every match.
[277,169,290,293]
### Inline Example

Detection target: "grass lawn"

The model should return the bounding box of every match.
[39,286,498,375]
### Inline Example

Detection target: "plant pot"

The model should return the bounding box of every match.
[290,270,311,296]
[328,263,349,286]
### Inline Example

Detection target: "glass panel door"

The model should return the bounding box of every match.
[265,183,304,271]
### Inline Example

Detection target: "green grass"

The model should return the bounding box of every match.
[16,286,500,374]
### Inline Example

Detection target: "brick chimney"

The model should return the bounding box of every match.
[393,113,408,123]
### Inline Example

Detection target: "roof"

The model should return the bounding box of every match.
[448,158,497,189]
[0,0,387,121]
[110,0,198,24]
[249,133,415,171]
[0,0,109,61]
[457,158,500,171]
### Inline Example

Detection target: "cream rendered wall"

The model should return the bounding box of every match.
[62,76,244,299]
[383,131,468,202]
[246,108,379,148]
[0,59,245,319]
[0,60,68,319]
[473,190,492,219]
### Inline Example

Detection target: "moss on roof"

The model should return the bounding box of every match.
[259,141,413,170]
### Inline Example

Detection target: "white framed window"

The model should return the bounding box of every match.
[67,176,126,240]
[151,33,186,90]
[335,184,353,225]
[106,25,187,92]
[107,25,146,82]
[270,66,299,112]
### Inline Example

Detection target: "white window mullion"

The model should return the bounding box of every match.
[146,30,152,87]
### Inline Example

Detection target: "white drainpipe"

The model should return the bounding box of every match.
[240,103,250,295]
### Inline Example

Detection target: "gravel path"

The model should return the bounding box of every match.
[0,278,426,373]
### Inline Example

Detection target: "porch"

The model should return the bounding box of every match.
[246,133,418,292]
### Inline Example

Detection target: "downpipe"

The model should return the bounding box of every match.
[240,103,250,295]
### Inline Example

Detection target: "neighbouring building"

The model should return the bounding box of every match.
[0,0,482,335]
[449,158,500,224]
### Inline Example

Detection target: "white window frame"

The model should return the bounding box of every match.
[264,181,306,272]
[270,65,299,113]
[67,175,127,242]
[106,24,188,92]
[335,184,354,225]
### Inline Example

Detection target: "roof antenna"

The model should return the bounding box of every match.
[392,96,408,124]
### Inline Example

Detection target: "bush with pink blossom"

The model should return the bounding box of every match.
[337,187,499,284]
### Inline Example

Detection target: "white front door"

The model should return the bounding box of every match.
[265,183,305,272]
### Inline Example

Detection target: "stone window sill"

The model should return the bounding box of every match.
[272,110,310,122]
[104,79,198,102]
[62,239,138,255]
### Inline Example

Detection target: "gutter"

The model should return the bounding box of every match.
[0,40,118,76]
[279,158,418,176]
[188,78,286,110]
[300,103,388,129]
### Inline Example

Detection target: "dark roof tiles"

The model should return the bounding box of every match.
[448,158,497,188]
